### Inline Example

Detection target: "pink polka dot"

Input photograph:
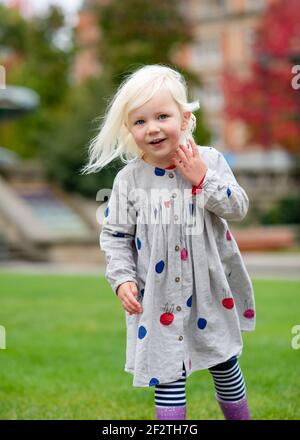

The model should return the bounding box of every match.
[189,359,192,370]
[226,230,232,241]
[181,248,188,260]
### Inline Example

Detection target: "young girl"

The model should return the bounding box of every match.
[81,64,256,421]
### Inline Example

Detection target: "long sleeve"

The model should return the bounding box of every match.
[194,147,249,221]
[99,171,138,294]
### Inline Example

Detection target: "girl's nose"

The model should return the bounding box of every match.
[147,121,160,133]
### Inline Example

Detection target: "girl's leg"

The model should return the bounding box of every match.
[154,362,187,420]
[209,356,251,420]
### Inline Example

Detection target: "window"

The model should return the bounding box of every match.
[191,37,222,70]
[199,0,228,19]
[244,28,257,58]
[210,121,224,147]
[245,0,266,12]
[193,81,224,112]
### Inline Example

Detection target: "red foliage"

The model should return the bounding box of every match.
[223,0,300,152]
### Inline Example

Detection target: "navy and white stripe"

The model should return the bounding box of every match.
[209,356,246,402]
[154,356,246,407]
[154,363,187,407]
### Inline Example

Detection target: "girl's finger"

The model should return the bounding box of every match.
[127,293,142,310]
[127,301,139,314]
[176,146,187,163]
[124,302,135,314]
[189,138,199,157]
[180,143,192,159]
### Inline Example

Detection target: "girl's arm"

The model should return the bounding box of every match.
[100,172,137,294]
[198,147,249,221]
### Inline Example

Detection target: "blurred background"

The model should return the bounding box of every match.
[0,0,300,420]
[0,0,300,273]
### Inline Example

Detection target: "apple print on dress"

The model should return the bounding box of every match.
[160,303,175,326]
[164,200,171,208]
[243,301,255,319]
[222,287,235,310]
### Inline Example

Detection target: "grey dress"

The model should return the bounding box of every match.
[100,145,256,388]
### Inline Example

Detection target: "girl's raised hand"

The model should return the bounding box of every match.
[172,138,208,187]
[116,281,143,315]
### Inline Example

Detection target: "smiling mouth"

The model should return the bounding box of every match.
[149,138,167,146]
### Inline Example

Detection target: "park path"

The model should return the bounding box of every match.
[0,253,299,280]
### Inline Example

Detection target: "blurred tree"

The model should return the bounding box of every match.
[96,0,211,146]
[40,74,118,196]
[43,0,211,197]
[0,1,211,197]
[223,0,300,153]
[0,5,72,157]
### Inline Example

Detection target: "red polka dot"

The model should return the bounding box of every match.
[181,248,188,260]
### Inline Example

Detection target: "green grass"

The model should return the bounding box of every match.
[0,273,299,420]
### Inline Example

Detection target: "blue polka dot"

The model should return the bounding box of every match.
[187,296,192,307]
[113,231,125,237]
[227,187,232,198]
[149,377,159,386]
[197,318,207,330]
[155,260,165,273]
[141,288,145,298]
[104,206,110,217]
[154,207,158,219]
[136,237,141,250]
[154,168,166,176]
[138,326,147,339]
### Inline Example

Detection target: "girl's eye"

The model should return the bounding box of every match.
[159,114,168,119]
[135,120,144,125]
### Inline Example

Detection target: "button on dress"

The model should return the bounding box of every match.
[100,146,256,388]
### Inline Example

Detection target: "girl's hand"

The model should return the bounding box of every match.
[172,138,208,187]
[116,281,143,315]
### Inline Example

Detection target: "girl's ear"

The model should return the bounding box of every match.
[181,111,191,131]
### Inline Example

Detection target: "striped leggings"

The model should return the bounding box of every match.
[154,356,246,407]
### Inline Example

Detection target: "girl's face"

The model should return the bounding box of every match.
[126,88,191,168]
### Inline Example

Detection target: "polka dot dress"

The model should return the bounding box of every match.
[100,146,256,387]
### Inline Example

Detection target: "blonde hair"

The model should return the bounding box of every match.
[80,64,200,174]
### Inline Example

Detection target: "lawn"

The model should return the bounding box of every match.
[0,273,299,420]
